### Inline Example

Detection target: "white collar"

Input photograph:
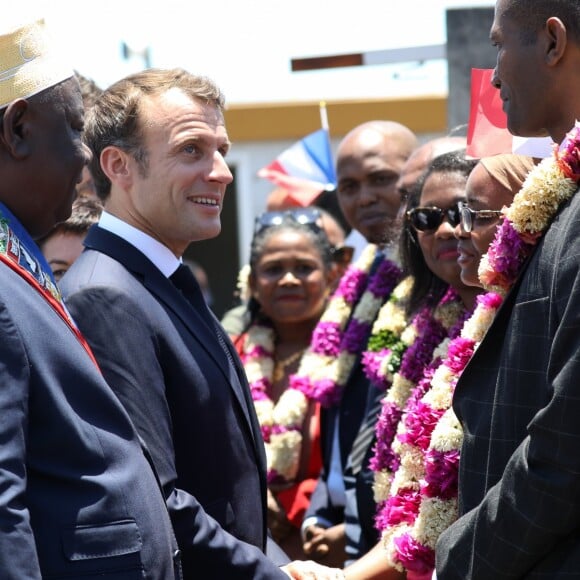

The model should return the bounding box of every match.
[98,211,180,278]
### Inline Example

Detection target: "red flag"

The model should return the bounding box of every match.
[466,68,553,158]
[466,68,513,157]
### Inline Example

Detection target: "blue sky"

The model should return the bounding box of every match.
[24,0,494,103]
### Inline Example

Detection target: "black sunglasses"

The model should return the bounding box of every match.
[330,245,355,265]
[458,202,503,233]
[254,208,322,234]
[406,203,461,232]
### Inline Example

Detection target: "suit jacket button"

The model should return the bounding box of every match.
[173,549,181,561]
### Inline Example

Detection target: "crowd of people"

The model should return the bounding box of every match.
[0,1,578,578]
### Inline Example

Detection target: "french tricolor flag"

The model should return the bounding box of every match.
[467,68,553,158]
[258,127,336,207]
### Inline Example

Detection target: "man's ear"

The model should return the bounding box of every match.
[0,99,31,159]
[100,145,134,191]
[544,17,568,67]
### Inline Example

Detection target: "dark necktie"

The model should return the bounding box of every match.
[169,264,214,325]
[169,263,239,369]
[170,264,260,431]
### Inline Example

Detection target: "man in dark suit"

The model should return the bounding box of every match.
[436,1,580,577]
[301,121,417,566]
[0,18,180,580]
[61,68,340,580]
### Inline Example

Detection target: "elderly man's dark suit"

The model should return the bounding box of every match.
[61,225,289,580]
[0,258,179,579]
[436,188,580,578]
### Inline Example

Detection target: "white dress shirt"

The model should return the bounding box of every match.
[98,211,181,278]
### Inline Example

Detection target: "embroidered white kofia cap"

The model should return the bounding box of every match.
[0,18,74,109]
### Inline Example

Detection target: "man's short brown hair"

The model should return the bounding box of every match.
[84,68,226,200]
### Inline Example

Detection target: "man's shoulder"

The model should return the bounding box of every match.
[61,249,136,297]
[526,189,580,279]
[0,260,54,330]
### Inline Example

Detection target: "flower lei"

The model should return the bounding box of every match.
[361,276,414,391]
[370,287,469,508]
[378,121,580,575]
[378,293,495,575]
[290,244,403,408]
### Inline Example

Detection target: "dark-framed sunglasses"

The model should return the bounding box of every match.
[406,203,461,233]
[458,202,503,233]
[254,208,322,234]
[330,244,355,266]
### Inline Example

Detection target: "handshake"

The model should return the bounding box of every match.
[282,561,345,580]
[279,522,348,579]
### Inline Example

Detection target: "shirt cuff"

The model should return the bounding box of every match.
[301,515,333,541]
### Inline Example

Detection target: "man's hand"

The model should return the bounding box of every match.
[282,559,346,579]
[302,523,346,567]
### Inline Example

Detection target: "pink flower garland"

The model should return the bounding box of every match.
[239,322,311,483]
[379,122,580,575]
[372,297,472,522]
[380,293,500,573]
[291,245,402,408]
[371,288,467,505]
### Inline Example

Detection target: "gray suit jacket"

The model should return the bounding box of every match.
[0,259,179,579]
[436,189,580,578]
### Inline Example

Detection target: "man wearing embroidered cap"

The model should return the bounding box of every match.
[0,18,180,579]
[437,1,580,578]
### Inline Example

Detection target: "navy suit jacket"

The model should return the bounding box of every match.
[61,225,288,580]
[437,189,580,578]
[0,259,179,579]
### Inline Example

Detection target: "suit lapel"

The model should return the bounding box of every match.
[83,226,261,447]
[454,248,532,401]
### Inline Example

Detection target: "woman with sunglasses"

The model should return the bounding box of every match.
[456,154,538,287]
[401,151,481,315]
[230,209,339,560]
[340,150,482,580]
[342,153,537,580]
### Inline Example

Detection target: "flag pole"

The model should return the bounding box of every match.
[318,100,336,185]
[319,100,329,132]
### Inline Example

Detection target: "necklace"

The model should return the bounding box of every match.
[273,349,305,382]
[378,121,580,576]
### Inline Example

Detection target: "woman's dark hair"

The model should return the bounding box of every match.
[240,214,334,331]
[400,149,478,316]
